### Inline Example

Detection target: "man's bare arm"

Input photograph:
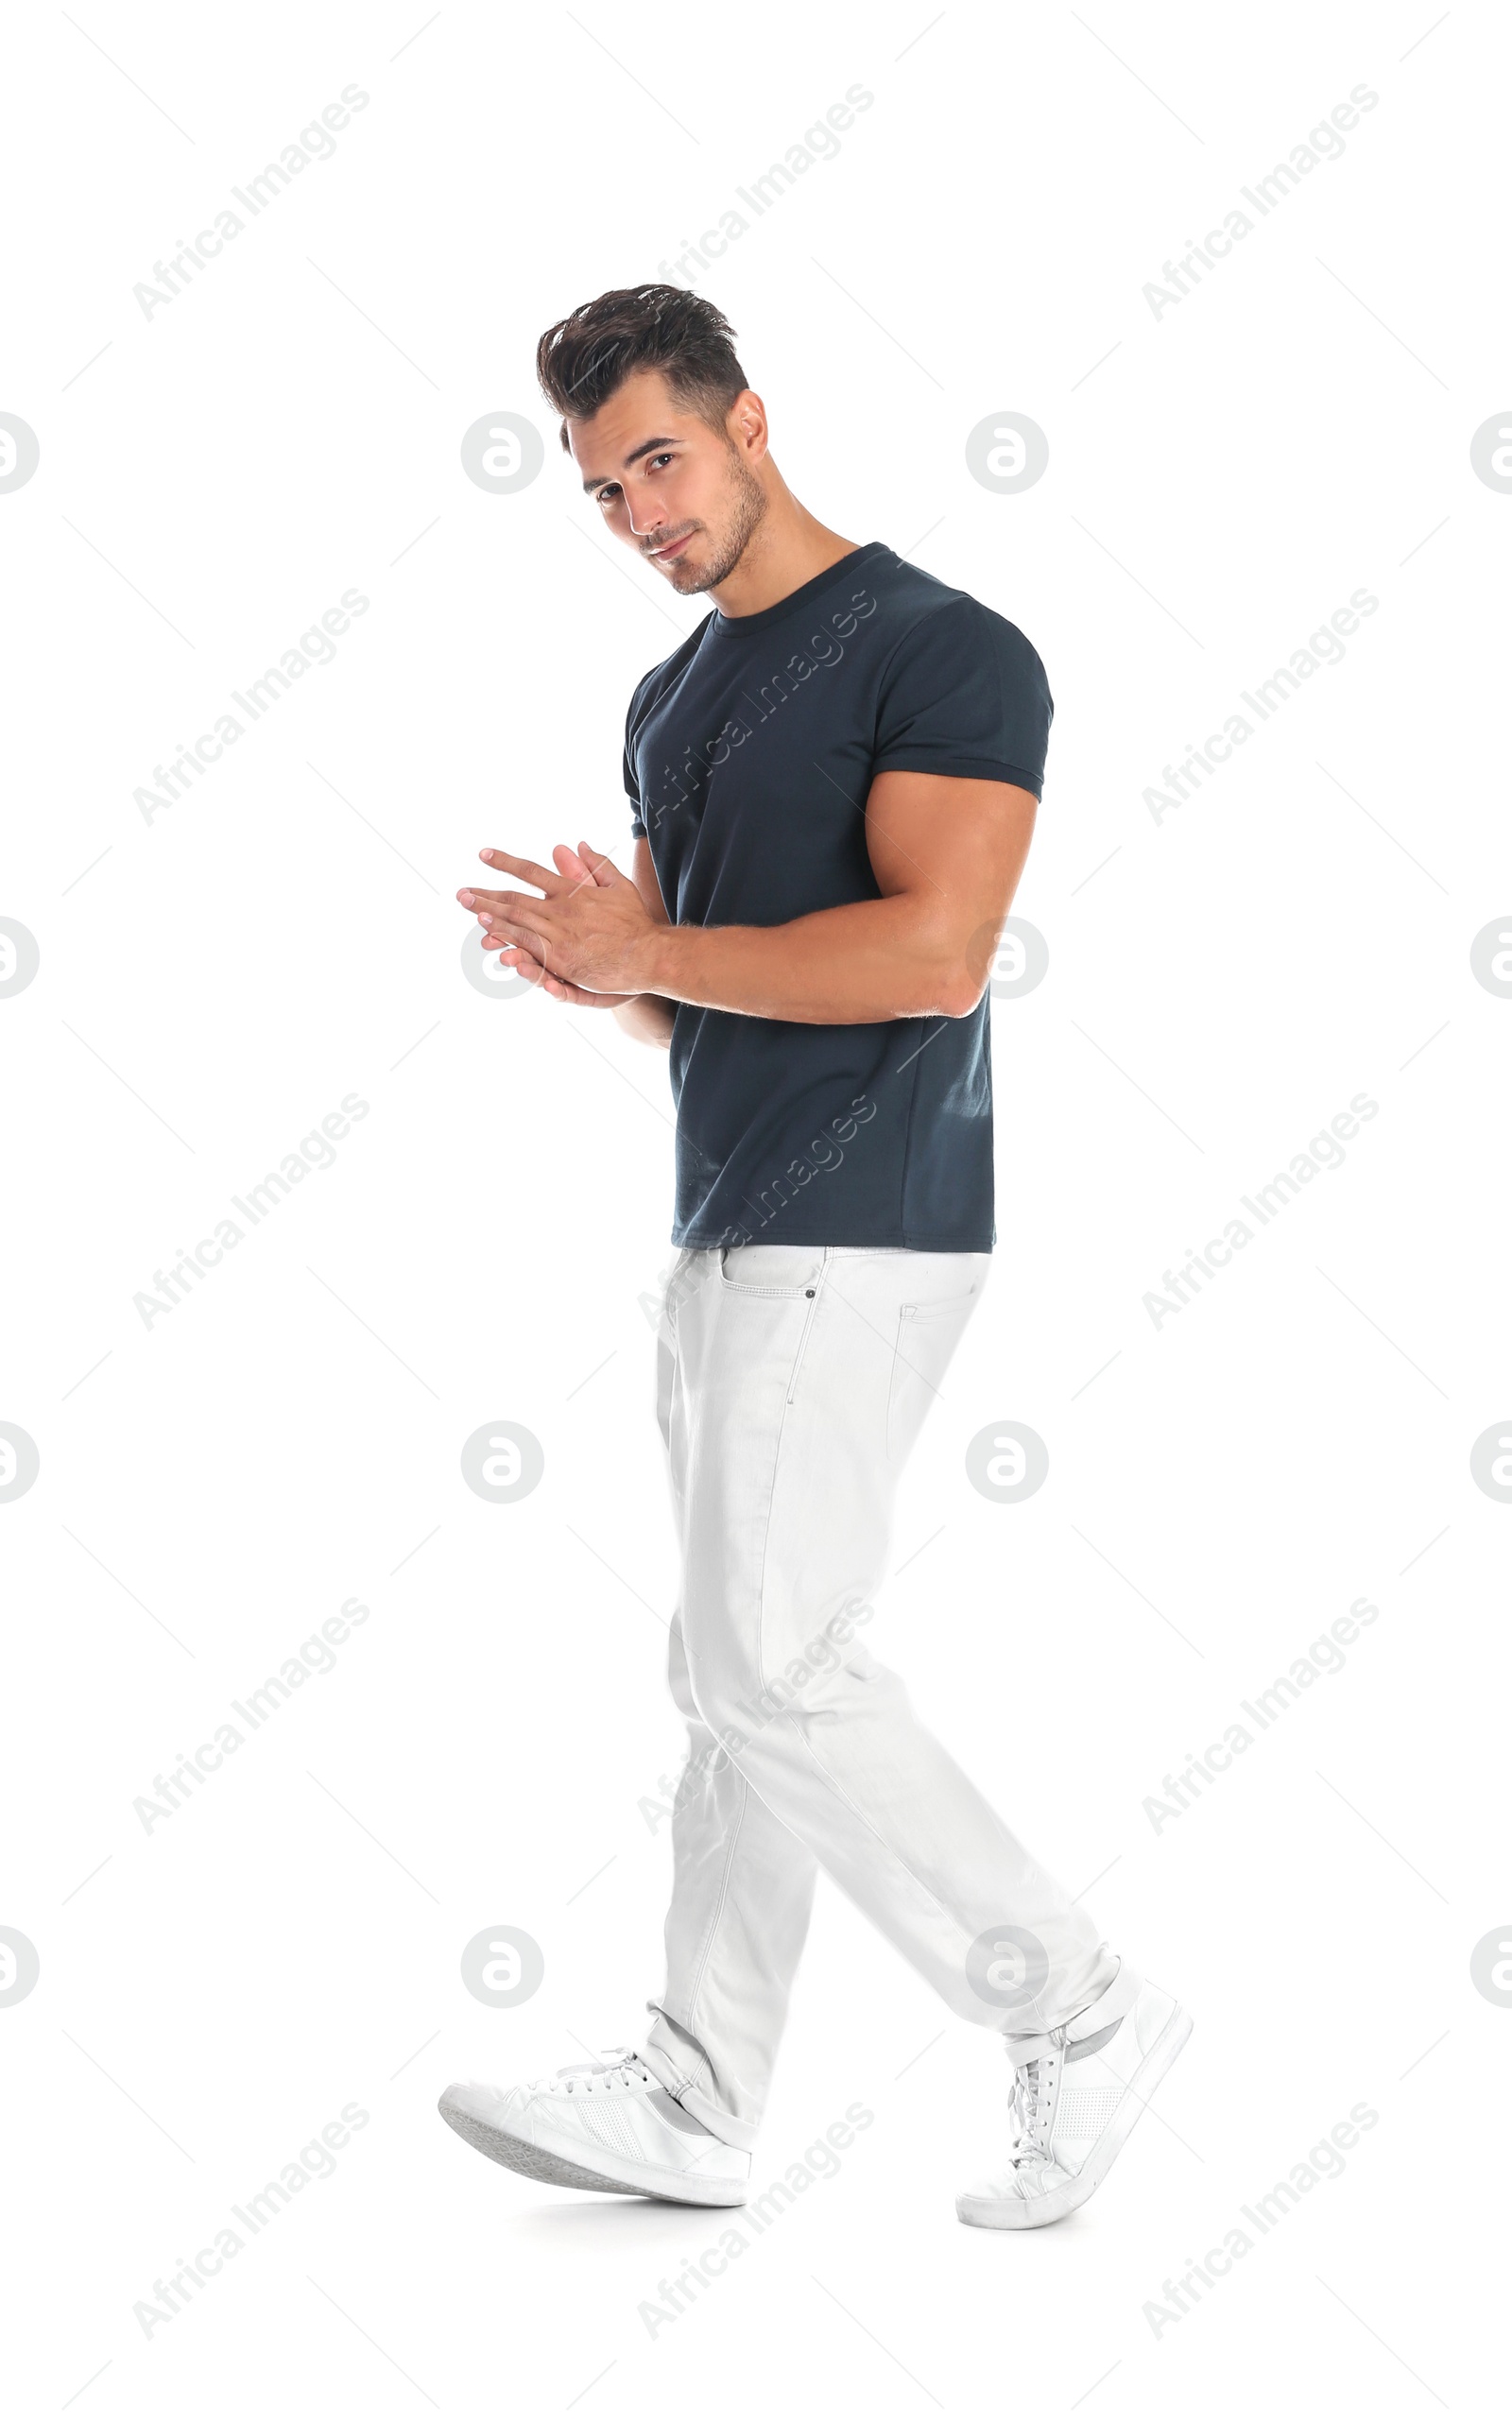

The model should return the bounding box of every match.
[472,771,1038,1025]
[612,839,676,1047]
[459,837,678,1045]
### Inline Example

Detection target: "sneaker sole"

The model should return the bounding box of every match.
[956,2001,1194,2232]
[437,2092,748,2207]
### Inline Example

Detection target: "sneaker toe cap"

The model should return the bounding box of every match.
[960,2159,1072,2204]
[960,2173,1029,2205]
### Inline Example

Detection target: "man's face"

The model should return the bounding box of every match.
[568,367,767,595]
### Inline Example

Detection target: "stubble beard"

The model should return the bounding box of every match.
[662,455,769,594]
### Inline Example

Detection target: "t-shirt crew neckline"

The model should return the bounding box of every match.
[706,540,892,639]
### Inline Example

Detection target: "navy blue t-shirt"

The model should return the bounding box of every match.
[622,539,1053,1252]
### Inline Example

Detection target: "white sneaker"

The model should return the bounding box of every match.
[957,1968,1192,2230]
[438,2048,750,2207]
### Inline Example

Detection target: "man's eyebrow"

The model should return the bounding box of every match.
[580,437,679,495]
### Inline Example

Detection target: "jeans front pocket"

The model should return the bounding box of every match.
[718,1245,824,1298]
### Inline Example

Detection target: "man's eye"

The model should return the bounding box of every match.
[597,486,620,504]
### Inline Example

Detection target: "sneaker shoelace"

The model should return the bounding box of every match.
[1002,2003,1129,2173]
[1007,2052,1058,2165]
[535,2047,652,2096]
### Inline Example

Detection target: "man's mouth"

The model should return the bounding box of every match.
[648,531,694,561]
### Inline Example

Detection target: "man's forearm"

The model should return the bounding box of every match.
[612,992,678,1047]
[639,895,981,1025]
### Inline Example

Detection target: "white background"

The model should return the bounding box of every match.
[3,1,1508,2413]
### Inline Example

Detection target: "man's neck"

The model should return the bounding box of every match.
[707,493,861,619]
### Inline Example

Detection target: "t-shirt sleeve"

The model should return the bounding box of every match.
[623,701,646,838]
[870,596,1053,799]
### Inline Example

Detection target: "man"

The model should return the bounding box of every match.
[438,286,1189,2229]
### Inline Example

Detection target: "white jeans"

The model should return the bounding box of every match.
[638,1243,1120,2150]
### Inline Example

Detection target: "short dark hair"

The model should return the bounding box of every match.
[536,284,747,451]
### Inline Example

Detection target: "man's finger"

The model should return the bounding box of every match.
[489,916,557,962]
[576,839,627,887]
[497,948,603,1007]
[551,843,595,893]
[477,849,564,894]
[477,893,554,936]
[497,949,570,997]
